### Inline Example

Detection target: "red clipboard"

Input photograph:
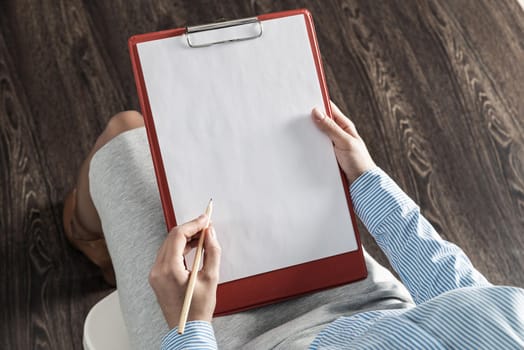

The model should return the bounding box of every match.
[128,9,367,316]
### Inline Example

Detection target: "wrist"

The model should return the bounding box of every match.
[188,311,213,323]
[346,162,377,185]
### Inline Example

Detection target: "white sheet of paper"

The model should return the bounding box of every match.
[137,14,358,283]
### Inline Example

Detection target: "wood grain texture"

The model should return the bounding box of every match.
[0,29,109,349]
[0,0,523,348]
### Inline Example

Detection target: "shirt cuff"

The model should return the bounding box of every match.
[161,321,217,350]
[350,167,417,234]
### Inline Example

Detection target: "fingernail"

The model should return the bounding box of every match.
[312,107,326,121]
[209,227,216,238]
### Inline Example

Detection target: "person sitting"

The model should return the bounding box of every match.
[64,102,524,349]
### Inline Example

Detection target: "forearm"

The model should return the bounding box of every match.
[161,321,217,350]
[350,168,490,304]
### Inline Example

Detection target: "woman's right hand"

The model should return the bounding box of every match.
[149,215,221,329]
[312,101,376,185]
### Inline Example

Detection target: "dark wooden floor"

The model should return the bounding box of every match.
[1,0,523,348]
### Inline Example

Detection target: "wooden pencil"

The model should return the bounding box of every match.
[178,198,213,334]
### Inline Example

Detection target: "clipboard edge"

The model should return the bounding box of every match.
[214,249,368,316]
[128,29,183,231]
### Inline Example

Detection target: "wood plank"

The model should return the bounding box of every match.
[0,2,116,348]
[0,30,106,349]
[0,45,32,344]
[0,0,127,194]
[418,0,524,284]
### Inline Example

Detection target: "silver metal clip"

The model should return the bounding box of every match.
[186,17,263,48]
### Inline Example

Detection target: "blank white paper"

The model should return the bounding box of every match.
[137,14,358,283]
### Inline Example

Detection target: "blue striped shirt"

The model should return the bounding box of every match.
[161,168,524,349]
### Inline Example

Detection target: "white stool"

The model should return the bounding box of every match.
[83,290,131,350]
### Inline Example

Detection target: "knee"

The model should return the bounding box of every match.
[93,111,144,150]
[103,110,144,140]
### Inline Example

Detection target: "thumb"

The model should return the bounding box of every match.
[202,226,221,281]
[312,107,349,147]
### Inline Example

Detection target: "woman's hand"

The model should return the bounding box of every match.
[312,101,376,184]
[149,215,221,329]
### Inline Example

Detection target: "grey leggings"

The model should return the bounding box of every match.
[89,127,414,349]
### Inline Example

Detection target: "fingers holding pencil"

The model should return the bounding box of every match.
[151,214,209,280]
[201,226,221,282]
[149,206,221,330]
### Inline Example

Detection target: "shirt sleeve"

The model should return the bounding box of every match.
[160,321,217,350]
[350,167,491,304]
